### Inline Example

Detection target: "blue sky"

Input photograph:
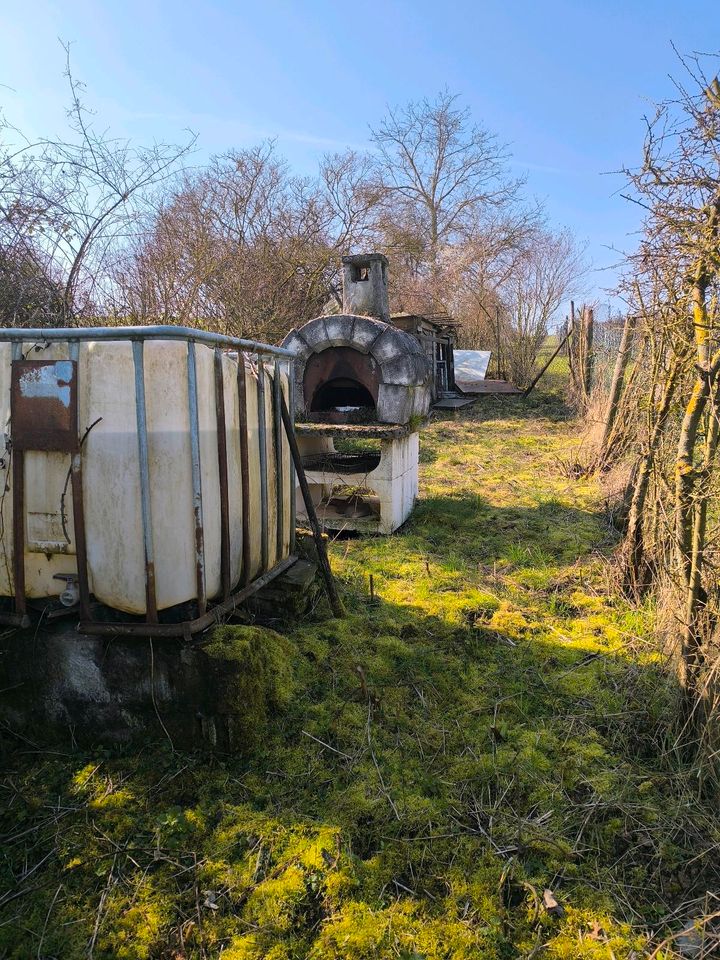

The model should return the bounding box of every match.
[2,0,719,310]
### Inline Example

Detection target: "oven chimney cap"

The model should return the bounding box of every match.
[341,253,389,322]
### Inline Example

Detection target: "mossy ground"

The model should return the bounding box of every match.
[1,378,718,959]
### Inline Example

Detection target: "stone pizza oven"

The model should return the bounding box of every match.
[281,253,430,535]
[282,254,432,425]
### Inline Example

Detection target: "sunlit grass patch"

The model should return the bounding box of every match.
[1,388,717,959]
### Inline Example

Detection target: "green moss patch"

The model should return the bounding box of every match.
[1,391,716,958]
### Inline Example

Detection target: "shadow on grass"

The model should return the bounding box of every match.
[0,588,711,960]
[404,490,614,569]
[431,390,574,426]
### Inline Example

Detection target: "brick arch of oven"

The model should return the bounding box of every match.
[282,314,432,425]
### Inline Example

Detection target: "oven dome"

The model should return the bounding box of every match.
[282,313,432,425]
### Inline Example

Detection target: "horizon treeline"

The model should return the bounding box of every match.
[0,58,585,384]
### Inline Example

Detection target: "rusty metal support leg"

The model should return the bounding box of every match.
[278,394,344,618]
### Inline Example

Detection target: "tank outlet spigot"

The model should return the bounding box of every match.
[53,574,80,607]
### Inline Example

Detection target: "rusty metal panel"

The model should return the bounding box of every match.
[11,360,79,452]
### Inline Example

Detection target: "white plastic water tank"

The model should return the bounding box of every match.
[0,336,291,616]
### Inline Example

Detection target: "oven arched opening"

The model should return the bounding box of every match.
[310,377,375,413]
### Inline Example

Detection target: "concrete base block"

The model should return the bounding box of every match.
[296,432,420,535]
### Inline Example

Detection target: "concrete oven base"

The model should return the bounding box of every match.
[296,425,419,535]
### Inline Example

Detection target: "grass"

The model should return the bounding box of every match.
[1,383,719,959]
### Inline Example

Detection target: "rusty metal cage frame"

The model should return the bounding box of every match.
[0,325,297,639]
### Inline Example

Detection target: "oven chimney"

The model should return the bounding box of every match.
[341,253,389,322]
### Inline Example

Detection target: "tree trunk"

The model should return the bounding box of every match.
[623,357,682,598]
[675,267,720,716]
[583,307,595,398]
[598,313,635,467]
[568,304,595,409]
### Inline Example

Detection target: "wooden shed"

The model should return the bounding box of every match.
[389,312,460,401]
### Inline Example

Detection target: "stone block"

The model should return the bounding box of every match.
[349,315,386,353]
[377,383,414,424]
[298,317,331,352]
[282,328,312,361]
[380,353,432,387]
[410,384,432,418]
[323,314,357,347]
[371,326,425,363]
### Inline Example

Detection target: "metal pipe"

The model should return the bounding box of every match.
[214,348,231,599]
[257,358,269,572]
[0,324,295,358]
[132,340,158,622]
[288,361,296,553]
[273,359,284,563]
[187,341,206,615]
[237,355,252,586]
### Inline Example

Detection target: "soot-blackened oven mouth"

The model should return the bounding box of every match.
[303,346,380,423]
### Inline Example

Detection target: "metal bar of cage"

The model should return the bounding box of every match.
[66,340,92,621]
[78,555,298,638]
[11,450,26,623]
[257,357,269,572]
[214,348,231,600]
[132,340,159,622]
[236,355,252,587]
[8,342,28,627]
[187,341,207,617]
[0,325,294,357]
[273,359,284,564]
[70,452,92,621]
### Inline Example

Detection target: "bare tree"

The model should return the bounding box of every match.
[0,46,193,326]
[370,91,522,274]
[120,143,384,341]
[609,55,720,739]
[498,229,586,386]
